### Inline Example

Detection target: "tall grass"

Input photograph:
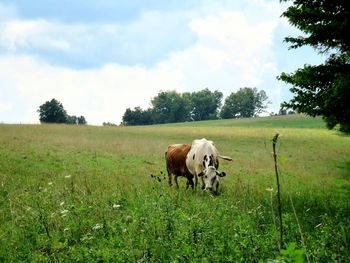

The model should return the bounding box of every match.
[0,117,349,261]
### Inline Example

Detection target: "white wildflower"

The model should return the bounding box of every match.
[265,187,274,192]
[92,223,103,230]
[113,204,121,209]
[81,234,93,242]
[60,209,69,217]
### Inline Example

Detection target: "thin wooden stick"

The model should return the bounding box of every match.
[272,133,283,249]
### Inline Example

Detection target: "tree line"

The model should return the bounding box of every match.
[122,87,269,125]
[38,99,87,124]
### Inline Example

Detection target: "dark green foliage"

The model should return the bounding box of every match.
[122,89,223,125]
[67,115,87,125]
[187,88,223,121]
[122,107,154,125]
[279,0,350,132]
[221,87,269,119]
[38,99,87,125]
[38,99,68,123]
[151,91,191,123]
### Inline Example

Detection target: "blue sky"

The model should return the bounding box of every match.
[0,0,325,125]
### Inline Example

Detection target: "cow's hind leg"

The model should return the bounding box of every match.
[167,168,173,187]
[174,174,179,188]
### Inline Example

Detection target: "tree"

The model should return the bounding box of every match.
[122,107,154,125]
[189,88,223,121]
[278,0,350,132]
[66,115,87,124]
[38,99,87,124]
[220,87,269,119]
[151,91,191,123]
[38,99,67,123]
[77,116,87,125]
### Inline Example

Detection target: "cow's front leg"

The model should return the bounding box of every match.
[186,175,194,190]
[194,174,198,190]
[200,177,205,190]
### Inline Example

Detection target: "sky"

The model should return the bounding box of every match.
[0,0,325,125]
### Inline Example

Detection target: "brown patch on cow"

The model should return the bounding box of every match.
[165,144,194,189]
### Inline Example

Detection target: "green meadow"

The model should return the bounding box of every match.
[0,115,349,262]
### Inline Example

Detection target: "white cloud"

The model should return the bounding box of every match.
[0,0,301,124]
[0,9,195,67]
[161,10,279,96]
[0,19,90,52]
[0,55,183,125]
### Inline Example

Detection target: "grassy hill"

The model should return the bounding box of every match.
[160,114,326,128]
[0,115,349,262]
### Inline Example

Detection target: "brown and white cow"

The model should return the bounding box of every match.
[186,138,232,193]
[165,144,194,189]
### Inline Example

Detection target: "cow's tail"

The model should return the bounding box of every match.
[218,155,233,162]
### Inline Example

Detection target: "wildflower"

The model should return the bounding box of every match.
[265,187,274,192]
[92,223,103,230]
[65,175,71,179]
[113,204,121,209]
[60,209,69,217]
[81,234,93,242]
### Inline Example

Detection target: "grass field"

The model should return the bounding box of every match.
[0,115,349,262]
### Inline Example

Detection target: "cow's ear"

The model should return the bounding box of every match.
[198,172,204,177]
[217,171,226,177]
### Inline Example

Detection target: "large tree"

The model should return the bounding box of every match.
[151,91,191,123]
[122,107,153,125]
[220,87,269,119]
[38,99,87,124]
[38,99,68,123]
[278,0,350,131]
[189,88,223,121]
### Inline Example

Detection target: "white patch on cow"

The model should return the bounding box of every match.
[186,138,225,192]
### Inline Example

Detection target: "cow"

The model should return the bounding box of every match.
[165,144,194,189]
[186,138,232,193]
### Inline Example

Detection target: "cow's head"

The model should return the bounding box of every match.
[199,166,226,193]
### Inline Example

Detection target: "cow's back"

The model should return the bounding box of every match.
[166,144,191,175]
